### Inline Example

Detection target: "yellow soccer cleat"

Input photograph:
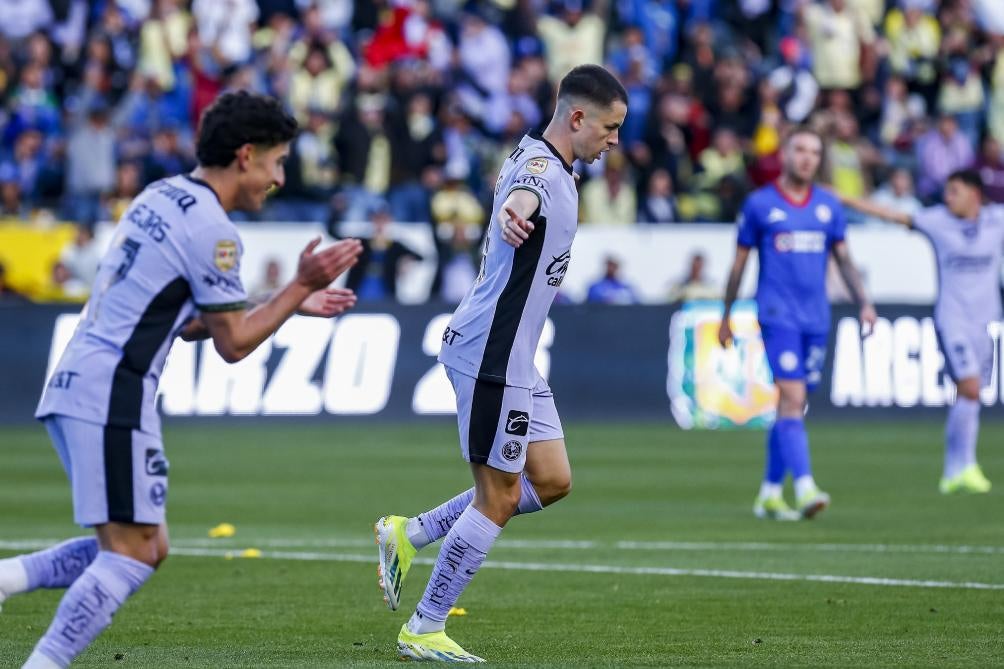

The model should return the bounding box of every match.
[796,485,831,519]
[941,464,992,494]
[375,515,417,611]
[752,494,800,521]
[397,624,485,663]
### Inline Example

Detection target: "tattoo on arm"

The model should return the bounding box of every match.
[833,243,869,307]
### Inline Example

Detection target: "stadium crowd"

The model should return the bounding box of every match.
[1,0,1003,303]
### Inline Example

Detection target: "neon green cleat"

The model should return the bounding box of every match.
[796,486,831,519]
[940,464,991,494]
[375,515,417,611]
[398,624,485,663]
[752,494,800,521]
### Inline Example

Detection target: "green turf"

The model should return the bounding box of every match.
[2,420,1003,667]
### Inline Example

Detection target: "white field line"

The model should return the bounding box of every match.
[2,541,1003,591]
[3,537,1004,555]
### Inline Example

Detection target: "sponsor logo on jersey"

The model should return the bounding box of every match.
[214,240,238,271]
[513,174,549,196]
[502,440,523,461]
[153,181,198,213]
[505,410,529,436]
[149,482,167,506]
[127,203,171,242]
[526,157,548,174]
[767,207,787,223]
[815,204,832,224]
[442,326,464,346]
[773,230,826,253]
[48,370,80,390]
[145,449,169,477]
[202,272,243,293]
[546,250,571,287]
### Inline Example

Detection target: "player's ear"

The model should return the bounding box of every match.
[570,108,585,131]
[235,143,254,172]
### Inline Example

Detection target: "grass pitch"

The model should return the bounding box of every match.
[2,420,1003,667]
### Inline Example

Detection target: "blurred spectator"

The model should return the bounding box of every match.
[431,161,484,234]
[581,151,637,225]
[0,2,53,41]
[864,167,922,224]
[0,167,24,218]
[802,0,876,92]
[668,252,719,303]
[456,6,511,122]
[0,261,29,304]
[826,113,880,203]
[974,135,1004,204]
[915,114,974,201]
[878,75,927,156]
[287,39,353,123]
[884,0,940,103]
[335,94,393,222]
[251,257,283,298]
[192,0,259,66]
[537,0,606,83]
[344,204,423,301]
[143,124,192,184]
[938,57,986,150]
[37,261,88,303]
[767,37,820,124]
[434,225,480,304]
[586,256,638,304]
[59,225,101,290]
[696,128,745,193]
[104,161,143,222]
[387,92,445,222]
[637,168,678,224]
[990,47,1004,145]
[138,0,192,92]
[64,100,120,225]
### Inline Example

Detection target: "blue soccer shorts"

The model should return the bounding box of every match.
[759,323,829,392]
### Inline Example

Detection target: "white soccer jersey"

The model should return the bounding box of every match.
[438,132,578,388]
[912,204,1004,329]
[36,175,248,436]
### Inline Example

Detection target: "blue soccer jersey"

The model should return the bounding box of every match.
[736,183,846,334]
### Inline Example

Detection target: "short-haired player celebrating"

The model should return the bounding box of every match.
[374,65,627,663]
[719,127,877,521]
[1,91,362,668]
[842,169,1000,494]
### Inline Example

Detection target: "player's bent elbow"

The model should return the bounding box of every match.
[212,340,248,364]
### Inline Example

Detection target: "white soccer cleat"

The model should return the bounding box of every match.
[797,486,831,519]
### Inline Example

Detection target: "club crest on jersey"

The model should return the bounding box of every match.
[214,240,238,271]
[526,157,548,174]
[502,440,523,461]
[815,204,832,224]
[767,207,787,223]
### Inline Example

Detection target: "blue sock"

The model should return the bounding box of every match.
[764,424,785,484]
[22,538,99,590]
[944,397,980,478]
[776,417,812,479]
[26,551,153,668]
[413,474,543,549]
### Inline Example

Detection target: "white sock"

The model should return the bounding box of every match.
[405,517,428,549]
[0,556,29,596]
[794,475,817,500]
[407,609,445,635]
[757,482,782,499]
[21,650,62,669]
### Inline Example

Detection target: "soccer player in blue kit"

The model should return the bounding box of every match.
[0,92,362,667]
[841,169,999,494]
[719,127,877,520]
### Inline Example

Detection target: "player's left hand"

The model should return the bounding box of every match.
[500,206,535,248]
[859,303,878,338]
[298,288,357,317]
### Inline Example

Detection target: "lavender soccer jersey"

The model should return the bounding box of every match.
[36,175,248,436]
[912,204,1004,329]
[438,132,578,388]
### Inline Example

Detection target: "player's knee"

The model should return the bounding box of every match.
[541,474,572,506]
[957,382,980,402]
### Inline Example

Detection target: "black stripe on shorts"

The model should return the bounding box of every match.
[468,380,505,465]
[103,425,135,523]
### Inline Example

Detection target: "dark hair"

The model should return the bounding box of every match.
[557,64,628,108]
[947,168,984,194]
[196,91,298,167]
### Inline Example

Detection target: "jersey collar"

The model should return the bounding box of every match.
[772,180,813,208]
[182,173,223,207]
[529,130,574,175]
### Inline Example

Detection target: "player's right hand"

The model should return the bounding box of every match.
[718,318,733,348]
[295,237,363,291]
[500,206,535,248]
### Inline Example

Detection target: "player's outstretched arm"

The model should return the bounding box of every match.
[499,189,540,248]
[831,240,878,337]
[838,195,913,227]
[718,246,751,347]
[200,238,362,362]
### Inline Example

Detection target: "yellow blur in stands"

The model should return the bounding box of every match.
[0,221,81,301]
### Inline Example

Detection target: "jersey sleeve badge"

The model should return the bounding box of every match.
[526,157,548,174]
[214,240,238,271]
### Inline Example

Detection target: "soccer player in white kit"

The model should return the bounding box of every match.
[373,65,627,663]
[842,169,1000,494]
[0,91,362,668]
